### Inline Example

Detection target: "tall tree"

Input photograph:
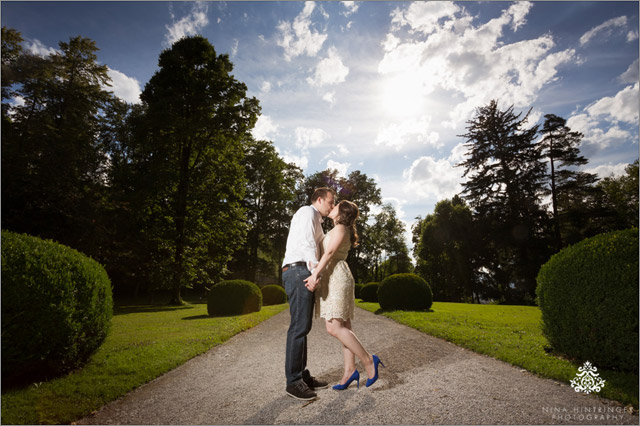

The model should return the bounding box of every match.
[133,36,260,304]
[369,203,410,281]
[2,33,116,259]
[597,159,639,231]
[229,137,303,283]
[416,196,480,302]
[456,100,550,302]
[538,114,598,249]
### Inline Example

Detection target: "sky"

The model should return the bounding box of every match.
[2,1,639,255]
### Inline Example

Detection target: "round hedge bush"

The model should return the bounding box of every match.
[378,273,433,311]
[536,228,638,372]
[1,231,113,385]
[208,280,262,316]
[354,283,364,299]
[261,284,287,305]
[360,282,380,303]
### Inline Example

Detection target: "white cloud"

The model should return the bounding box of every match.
[260,81,272,93]
[294,126,328,150]
[307,47,349,87]
[619,59,639,84]
[27,39,58,57]
[403,156,463,200]
[584,163,630,179]
[566,113,631,149]
[276,1,328,61]
[627,30,639,42]
[231,39,239,57]
[106,68,142,104]
[579,16,627,46]
[447,142,470,165]
[337,144,349,155]
[282,152,308,170]
[322,91,336,105]
[252,115,279,140]
[587,83,639,124]
[341,1,360,17]
[379,2,576,128]
[164,2,209,47]
[327,159,350,178]
[375,116,441,151]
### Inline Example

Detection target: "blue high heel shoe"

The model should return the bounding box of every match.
[332,369,360,390]
[365,355,385,387]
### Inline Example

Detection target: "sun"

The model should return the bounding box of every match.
[379,71,427,118]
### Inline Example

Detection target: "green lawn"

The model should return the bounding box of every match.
[1,302,287,425]
[357,301,638,408]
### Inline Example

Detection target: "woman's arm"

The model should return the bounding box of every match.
[304,225,347,290]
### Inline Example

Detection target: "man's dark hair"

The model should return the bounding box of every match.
[311,187,336,204]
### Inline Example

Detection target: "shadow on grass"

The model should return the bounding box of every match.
[113,304,197,316]
[182,314,211,320]
[373,308,435,315]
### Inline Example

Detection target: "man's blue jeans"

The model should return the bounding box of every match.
[283,265,314,385]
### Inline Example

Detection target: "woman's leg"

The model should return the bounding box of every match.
[326,318,375,379]
[338,320,357,384]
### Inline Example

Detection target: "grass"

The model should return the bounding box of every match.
[357,300,638,408]
[1,302,287,425]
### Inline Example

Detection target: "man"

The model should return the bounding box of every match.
[282,187,336,400]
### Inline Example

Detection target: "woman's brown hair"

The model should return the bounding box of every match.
[334,200,359,247]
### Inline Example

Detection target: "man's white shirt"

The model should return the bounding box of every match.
[282,205,324,270]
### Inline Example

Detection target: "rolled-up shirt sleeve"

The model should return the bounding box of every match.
[300,207,320,267]
[282,205,323,269]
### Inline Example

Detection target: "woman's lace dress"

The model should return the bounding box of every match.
[315,226,355,321]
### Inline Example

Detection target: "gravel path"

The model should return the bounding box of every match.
[78,307,637,425]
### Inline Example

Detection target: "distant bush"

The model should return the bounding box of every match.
[536,228,638,372]
[378,273,433,311]
[208,280,262,316]
[360,282,380,303]
[354,283,364,299]
[1,231,113,385]
[261,285,287,305]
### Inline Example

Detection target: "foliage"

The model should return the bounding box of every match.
[415,196,481,302]
[538,114,599,250]
[1,303,286,425]
[367,203,411,282]
[596,159,639,231]
[456,100,551,302]
[228,138,303,284]
[536,228,638,372]
[354,283,364,299]
[360,282,380,303]
[1,231,113,386]
[2,31,118,262]
[207,280,263,316]
[357,301,638,407]
[111,36,260,304]
[378,273,433,311]
[261,284,287,305]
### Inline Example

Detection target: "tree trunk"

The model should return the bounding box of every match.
[171,142,191,305]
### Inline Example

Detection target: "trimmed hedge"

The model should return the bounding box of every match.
[360,282,380,303]
[378,273,433,311]
[1,231,113,385]
[354,283,364,299]
[261,284,287,305]
[536,228,638,372]
[208,280,262,316]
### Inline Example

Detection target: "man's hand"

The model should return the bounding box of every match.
[304,274,319,292]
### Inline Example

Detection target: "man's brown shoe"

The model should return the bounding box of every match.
[286,381,317,400]
[304,375,329,390]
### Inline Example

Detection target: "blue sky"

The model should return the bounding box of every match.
[3,1,639,253]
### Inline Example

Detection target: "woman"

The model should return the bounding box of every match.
[305,200,384,390]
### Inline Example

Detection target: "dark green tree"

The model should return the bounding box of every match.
[131,36,260,304]
[2,33,116,260]
[229,137,303,283]
[456,100,550,303]
[416,196,480,303]
[369,203,410,281]
[596,159,639,231]
[538,114,598,249]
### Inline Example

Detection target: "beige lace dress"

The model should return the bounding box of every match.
[315,226,355,321]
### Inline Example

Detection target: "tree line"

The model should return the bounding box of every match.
[412,101,638,304]
[1,28,409,304]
